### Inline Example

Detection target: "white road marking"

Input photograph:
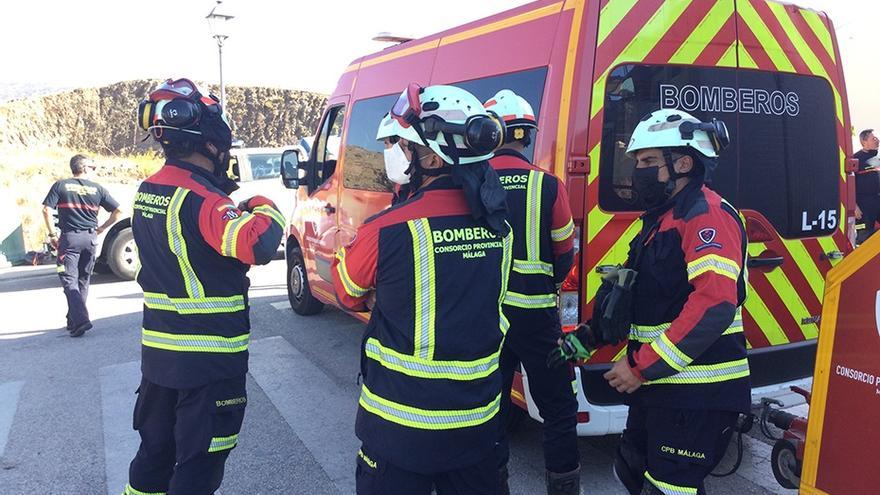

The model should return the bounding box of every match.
[248,336,359,494]
[99,361,141,495]
[0,380,24,456]
[270,301,291,311]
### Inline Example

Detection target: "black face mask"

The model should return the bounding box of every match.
[632,166,669,209]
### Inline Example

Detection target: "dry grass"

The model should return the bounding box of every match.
[0,145,162,251]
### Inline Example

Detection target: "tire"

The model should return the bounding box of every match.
[287,246,324,315]
[107,227,138,281]
[771,439,801,490]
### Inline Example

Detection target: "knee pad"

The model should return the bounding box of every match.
[614,443,646,495]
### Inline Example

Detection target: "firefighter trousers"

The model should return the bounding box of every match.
[356,443,498,495]
[124,375,247,495]
[56,230,97,330]
[497,305,579,474]
[857,193,880,244]
[617,405,738,495]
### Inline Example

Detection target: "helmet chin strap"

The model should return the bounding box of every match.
[661,149,680,198]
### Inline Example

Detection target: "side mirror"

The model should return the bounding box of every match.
[281,149,303,189]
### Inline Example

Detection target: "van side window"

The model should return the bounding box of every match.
[343,95,398,192]
[311,105,346,191]
[454,67,548,163]
[598,64,839,239]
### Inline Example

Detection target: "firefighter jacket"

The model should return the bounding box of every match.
[331,176,513,474]
[490,149,575,312]
[625,181,750,413]
[132,161,284,389]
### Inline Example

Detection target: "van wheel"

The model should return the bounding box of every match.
[108,228,137,281]
[287,247,324,315]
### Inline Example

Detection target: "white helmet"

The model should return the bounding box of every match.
[484,89,537,130]
[626,109,729,159]
[377,84,505,165]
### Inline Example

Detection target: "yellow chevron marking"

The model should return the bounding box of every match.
[737,0,795,72]
[743,283,790,346]
[586,220,641,304]
[718,41,738,67]
[590,0,693,120]
[738,43,759,69]
[800,9,836,63]
[597,0,640,47]
[668,1,734,65]
[748,244,818,340]
[780,239,825,303]
[817,235,844,267]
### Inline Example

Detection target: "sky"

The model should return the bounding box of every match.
[1,0,875,135]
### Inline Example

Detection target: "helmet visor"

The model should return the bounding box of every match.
[151,78,200,101]
[391,83,422,129]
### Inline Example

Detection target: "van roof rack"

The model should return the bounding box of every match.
[373,32,414,45]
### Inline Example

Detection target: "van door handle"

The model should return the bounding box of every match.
[747,255,784,269]
[323,203,336,214]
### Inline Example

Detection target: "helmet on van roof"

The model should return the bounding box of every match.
[377,84,505,165]
[626,108,729,159]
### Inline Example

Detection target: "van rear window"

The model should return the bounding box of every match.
[598,64,839,239]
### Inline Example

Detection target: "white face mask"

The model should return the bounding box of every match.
[384,143,411,185]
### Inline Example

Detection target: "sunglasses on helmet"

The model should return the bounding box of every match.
[390,83,424,129]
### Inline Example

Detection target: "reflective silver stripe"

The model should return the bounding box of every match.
[551,219,574,242]
[409,219,435,360]
[503,291,557,308]
[650,334,691,371]
[253,204,285,228]
[648,359,750,385]
[142,292,245,314]
[512,259,553,276]
[359,385,501,430]
[686,254,740,281]
[335,248,370,298]
[167,189,204,298]
[525,170,543,261]
[141,329,249,353]
[364,339,498,380]
[221,213,256,258]
[207,434,238,452]
[629,323,671,343]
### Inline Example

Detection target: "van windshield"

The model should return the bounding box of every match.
[598,64,840,239]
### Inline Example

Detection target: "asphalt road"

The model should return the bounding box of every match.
[0,261,797,494]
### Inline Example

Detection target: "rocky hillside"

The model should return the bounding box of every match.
[0,80,328,154]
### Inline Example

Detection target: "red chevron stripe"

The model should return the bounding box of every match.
[773,242,822,314]
[742,310,772,348]
[801,238,833,274]
[736,13,777,70]
[748,0,811,74]
[786,10,839,85]
[594,0,664,76]
[746,268,808,343]
[693,14,737,66]
[641,0,716,64]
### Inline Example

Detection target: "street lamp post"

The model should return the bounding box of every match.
[206,0,234,112]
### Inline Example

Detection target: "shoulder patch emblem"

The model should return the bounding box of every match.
[222,208,240,221]
[695,228,722,252]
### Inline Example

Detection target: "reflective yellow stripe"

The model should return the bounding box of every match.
[512,259,553,276]
[551,219,574,242]
[335,248,370,298]
[499,226,513,333]
[208,434,239,453]
[167,188,204,298]
[503,291,557,309]
[359,385,500,430]
[408,219,436,360]
[365,338,498,380]
[141,328,249,353]
[56,265,65,273]
[647,358,750,386]
[630,310,744,343]
[687,254,740,282]
[253,204,285,229]
[143,292,245,314]
[645,472,697,495]
[650,333,692,372]
[220,213,256,259]
[525,171,544,261]
[123,484,166,495]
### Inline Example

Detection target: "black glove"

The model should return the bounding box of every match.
[237,199,253,212]
[547,323,598,368]
[593,268,637,346]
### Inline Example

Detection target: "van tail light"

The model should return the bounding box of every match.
[559,226,581,332]
[745,215,775,243]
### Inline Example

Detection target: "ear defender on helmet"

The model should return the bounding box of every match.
[421,113,505,156]
[679,118,730,153]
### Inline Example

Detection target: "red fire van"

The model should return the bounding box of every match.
[280,0,854,435]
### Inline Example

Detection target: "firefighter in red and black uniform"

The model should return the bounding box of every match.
[484,90,580,495]
[123,78,284,495]
[333,84,511,495]
[551,109,749,495]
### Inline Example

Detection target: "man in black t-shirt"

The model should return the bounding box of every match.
[42,154,122,337]
[853,129,880,243]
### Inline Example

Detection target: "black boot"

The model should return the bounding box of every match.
[546,466,581,495]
